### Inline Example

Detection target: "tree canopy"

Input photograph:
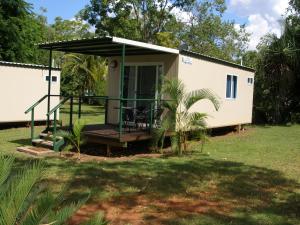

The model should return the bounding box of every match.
[252,1,300,123]
[80,0,249,61]
[178,0,249,61]
[0,0,48,63]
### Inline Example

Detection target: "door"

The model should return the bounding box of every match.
[136,65,157,110]
[123,66,136,107]
[123,64,162,110]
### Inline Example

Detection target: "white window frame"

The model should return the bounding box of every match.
[226,74,238,100]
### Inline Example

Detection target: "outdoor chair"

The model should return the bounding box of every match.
[123,108,135,132]
[135,106,148,130]
[153,106,164,128]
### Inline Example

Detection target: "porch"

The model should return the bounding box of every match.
[25,37,178,151]
[83,124,156,146]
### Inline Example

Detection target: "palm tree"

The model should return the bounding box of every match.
[0,155,107,225]
[62,54,107,97]
[59,119,86,160]
[153,78,220,155]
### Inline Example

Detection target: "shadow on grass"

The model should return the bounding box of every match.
[41,155,300,225]
[9,138,32,146]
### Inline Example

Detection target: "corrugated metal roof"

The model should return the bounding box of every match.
[0,61,61,70]
[38,36,178,56]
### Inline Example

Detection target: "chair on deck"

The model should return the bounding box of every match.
[135,106,148,130]
[153,106,164,128]
[123,108,135,132]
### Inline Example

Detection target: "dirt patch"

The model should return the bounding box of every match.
[209,126,254,140]
[69,192,236,225]
[58,151,165,163]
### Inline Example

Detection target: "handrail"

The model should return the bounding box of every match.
[25,94,62,114]
[47,96,71,116]
[25,94,61,142]
[25,95,48,114]
[46,95,172,148]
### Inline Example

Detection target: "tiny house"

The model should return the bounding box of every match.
[29,37,254,150]
[0,61,60,124]
[105,40,254,128]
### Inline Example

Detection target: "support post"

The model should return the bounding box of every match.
[104,97,108,124]
[46,48,53,129]
[149,102,153,132]
[53,110,57,148]
[69,96,74,130]
[78,96,82,119]
[106,144,111,157]
[118,44,125,138]
[237,124,241,134]
[31,108,35,141]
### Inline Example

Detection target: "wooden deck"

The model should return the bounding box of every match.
[83,124,155,147]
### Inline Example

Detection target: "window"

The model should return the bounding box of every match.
[226,75,237,99]
[247,77,253,85]
[45,76,57,82]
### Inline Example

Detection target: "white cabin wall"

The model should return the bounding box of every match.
[0,66,60,123]
[178,54,254,128]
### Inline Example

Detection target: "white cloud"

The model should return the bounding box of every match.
[229,0,289,50]
[172,8,192,23]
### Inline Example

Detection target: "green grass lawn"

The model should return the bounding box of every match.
[60,102,105,126]
[0,103,104,155]
[0,122,299,224]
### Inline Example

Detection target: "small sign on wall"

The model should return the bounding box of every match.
[182,56,192,65]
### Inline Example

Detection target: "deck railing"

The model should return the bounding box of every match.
[47,96,165,135]
[24,94,60,141]
[26,94,170,150]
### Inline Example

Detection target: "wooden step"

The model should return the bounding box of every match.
[32,138,54,149]
[39,132,63,140]
[17,146,55,156]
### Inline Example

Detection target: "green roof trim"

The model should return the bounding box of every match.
[0,61,60,70]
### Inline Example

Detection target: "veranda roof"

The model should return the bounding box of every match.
[38,36,179,57]
[38,36,254,72]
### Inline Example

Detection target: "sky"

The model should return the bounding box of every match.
[27,0,290,50]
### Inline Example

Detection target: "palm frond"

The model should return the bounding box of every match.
[0,157,98,225]
[0,154,14,186]
[17,182,48,224]
[73,119,86,140]
[47,191,90,225]
[81,213,108,225]
[20,191,56,225]
[162,78,185,105]
[57,130,76,146]
[0,161,44,225]
[187,112,208,130]
[184,89,221,111]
